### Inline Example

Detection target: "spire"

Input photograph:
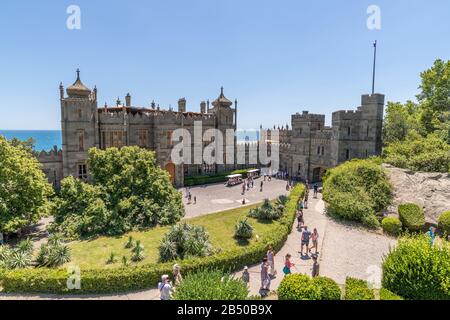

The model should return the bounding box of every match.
[76,68,81,81]
[372,40,377,95]
[221,86,224,96]
[66,69,91,97]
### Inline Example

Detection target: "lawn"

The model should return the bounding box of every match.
[67,202,281,269]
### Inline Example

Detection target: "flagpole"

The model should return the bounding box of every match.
[372,40,377,95]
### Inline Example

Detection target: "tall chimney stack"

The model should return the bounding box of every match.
[125,93,131,107]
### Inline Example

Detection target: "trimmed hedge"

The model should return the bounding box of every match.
[379,288,403,300]
[382,235,450,300]
[382,217,402,236]
[344,277,375,300]
[278,274,341,300]
[398,203,425,232]
[438,211,450,234]
[0,184,305,294]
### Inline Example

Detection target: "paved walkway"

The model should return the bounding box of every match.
[0,187,396,300]
[182,179,289,218]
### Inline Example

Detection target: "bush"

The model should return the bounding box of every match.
[0,242,33,270]
[35,236,71,268]
[382,235,450,300]
[398,203,425,232]
[344,277,375,300]
[0,185,306,294]
[379,288,403,300]
[159,223,214,262]
[278,274,341,300]
[234,219,253,240]
[323,159,392,228]
[438,211,450,234]
[382,217,402,236]
[248,199,285,221]
[172,269,249,300]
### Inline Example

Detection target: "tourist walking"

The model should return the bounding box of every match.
[313,183,319,198]
[158,275,173,300]
[260,181,264,192]
[260,257,271,292]
[311,254,320,278]
[427,227,436,245]
[193,196,197,205]
[309,228,319,255]
[304,193,309,209]
[300,226,312,256]
[266,245,276,277]
[297,210,304,229]
[173,264,183,286]
[242,266,250,284]
[283,254,295,276]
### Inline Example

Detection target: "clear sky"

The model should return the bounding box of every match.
[0,0,449,130]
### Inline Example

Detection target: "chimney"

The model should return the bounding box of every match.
[200,101,206,114]
[125,93,131,107]
[59,83,64,100]
[178,98,186,113]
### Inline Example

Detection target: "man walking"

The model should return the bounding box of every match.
[301,226,312,256]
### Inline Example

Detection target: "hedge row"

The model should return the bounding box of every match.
[344,277,375,300]
[0,184,305,294]
[184,169,258,186]
[278,274,341,300]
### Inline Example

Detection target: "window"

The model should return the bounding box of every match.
[110,131,123,148]
[138,130,148,148]
[317,146,321,155]
[78,164,88,181]
[346,149,350,160]
[166,131,173,147]
[77,109,82,119]
[298,164,301,173]
[78,130,85,151]
[367,126,370,137]
[365,150,368,158]
[321,146,325,155]
[101,131,106,149]
[347,127,351,136]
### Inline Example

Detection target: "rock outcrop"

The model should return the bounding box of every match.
[384,164,450,225]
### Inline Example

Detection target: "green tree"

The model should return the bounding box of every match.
[52,146,184,238]
[417,59,450,138]
[383,101,422,144]
[0,136,52,235]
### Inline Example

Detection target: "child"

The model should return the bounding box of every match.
[283,254,295,276]
[266,245,276,277]
[311,254,320,278]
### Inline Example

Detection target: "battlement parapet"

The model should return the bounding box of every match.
[292,111,325,122]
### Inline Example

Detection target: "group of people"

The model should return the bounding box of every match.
[242,176,257,194]
[185,187,197,205]
[241,245,277,296]
[158,264,183,300]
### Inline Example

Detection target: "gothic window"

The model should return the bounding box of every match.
[78,164,88,182]
[78,129,85,151]
[317,146,321,155]
[347,127,351,136]
[110,131,124,148]
[346,149,350,160]
[321,146,325,155]
[166,131,173,147]
[138,130,149,148]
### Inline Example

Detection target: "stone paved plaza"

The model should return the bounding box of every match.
[181,178,289,218]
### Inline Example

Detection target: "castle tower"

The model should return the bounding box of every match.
[178,98,186,113]
[60,69,99,181]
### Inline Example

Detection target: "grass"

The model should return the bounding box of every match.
[67,202,280,269]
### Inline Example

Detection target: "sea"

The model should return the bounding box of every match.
[0,129,258,152]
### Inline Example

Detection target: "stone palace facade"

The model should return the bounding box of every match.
[37,71,384,187]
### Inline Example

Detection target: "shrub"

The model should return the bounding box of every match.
[159,223,213,262]
[106,253,117,265]
[0,185,306,294]
[379,288,403,300]
[398,203,425,232]
[382,217,402,236]
[234,219,253,240]
[35,236,71,268]
[344,277,375,300]
[323,159,392,227]
[438,211,450,234]
[124,236,134,249]
[248,199,284,221]
[278,274,341,300]
[172,269,249,300]
[0,243,33,270]
[382,235,450,300]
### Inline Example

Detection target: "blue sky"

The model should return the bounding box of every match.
[0,0,449,130]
